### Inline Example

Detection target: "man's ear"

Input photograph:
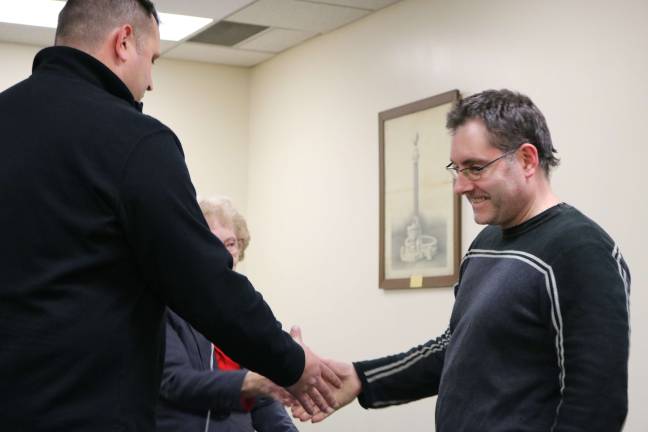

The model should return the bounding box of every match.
[113,24,135,63]
[518,143,540,177]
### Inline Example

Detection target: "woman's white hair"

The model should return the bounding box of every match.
[198,196,251,261]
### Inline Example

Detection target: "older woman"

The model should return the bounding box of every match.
[156,197,298,432]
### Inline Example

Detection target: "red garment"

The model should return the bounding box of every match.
[214,345,255,412]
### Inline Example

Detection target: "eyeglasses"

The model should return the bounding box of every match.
[446,149,517,181]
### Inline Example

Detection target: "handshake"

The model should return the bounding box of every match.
[245,326,361,423]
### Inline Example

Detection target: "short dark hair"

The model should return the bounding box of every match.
[55,0,159,50]
[446,89,559,175]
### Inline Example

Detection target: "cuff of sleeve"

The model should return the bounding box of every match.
[352,361,374,409]
[212,369,249,411]
[272,341,305,387]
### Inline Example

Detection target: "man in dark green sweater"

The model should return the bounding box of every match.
[295,89,630,431]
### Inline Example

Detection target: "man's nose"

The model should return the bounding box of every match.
[452,173,474,195]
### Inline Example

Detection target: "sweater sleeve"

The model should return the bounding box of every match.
[160,315,248,411]
[353,328,450,408]
[550,240,630,431]
[117,130,304,387]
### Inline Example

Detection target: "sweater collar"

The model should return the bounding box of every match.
[501,202,569,239]
[32,46,144,112]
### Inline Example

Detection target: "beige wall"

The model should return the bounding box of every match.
[0,43,39,90]
[246,0,647,431]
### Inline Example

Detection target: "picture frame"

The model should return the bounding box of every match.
[379,90,461,289]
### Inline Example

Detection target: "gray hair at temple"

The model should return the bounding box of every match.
[55,0,159,51]
[198,196,251,262]
[446,89,560,175]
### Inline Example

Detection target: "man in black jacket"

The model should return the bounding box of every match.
[0,1,337,431]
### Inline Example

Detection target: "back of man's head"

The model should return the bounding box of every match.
[55,0,159,51]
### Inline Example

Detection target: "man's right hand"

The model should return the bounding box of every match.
[286,326,342,415]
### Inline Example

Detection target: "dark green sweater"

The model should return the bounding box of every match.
[355,203,630,431]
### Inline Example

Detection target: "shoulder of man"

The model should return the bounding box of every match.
[548,204,616,251]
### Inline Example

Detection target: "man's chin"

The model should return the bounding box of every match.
[472,210,493,226]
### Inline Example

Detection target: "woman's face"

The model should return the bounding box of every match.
[210,220,240,267]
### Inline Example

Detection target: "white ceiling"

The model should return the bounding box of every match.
[0,0,402,67]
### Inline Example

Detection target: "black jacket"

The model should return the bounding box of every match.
[0,46,303,432]
[157,310,298,432]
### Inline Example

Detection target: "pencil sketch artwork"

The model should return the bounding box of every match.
[389,131,448,273]
[399,133,440,264]
[382,98,457,283]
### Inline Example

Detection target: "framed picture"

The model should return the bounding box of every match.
[379,90,461,289]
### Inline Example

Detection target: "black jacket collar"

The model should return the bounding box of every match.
[32,45,144,112]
